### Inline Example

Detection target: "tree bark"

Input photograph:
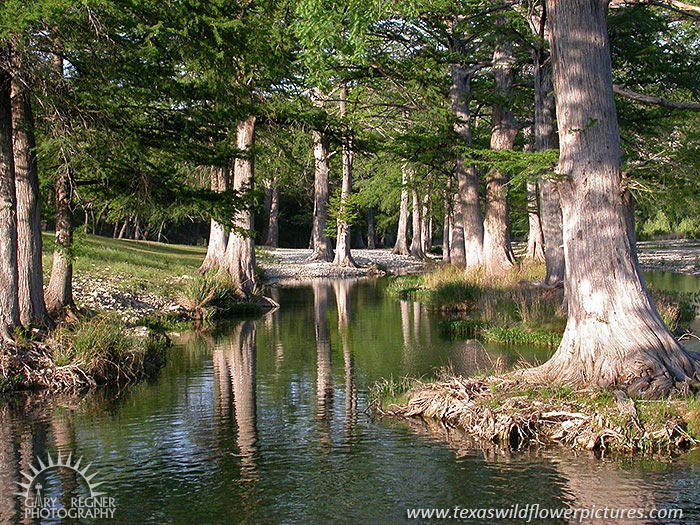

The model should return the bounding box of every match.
[442,186,452,263]
[45,163,74,318]
[45,51,75,319]
[200,166,229,274]
[530,11,565,285]
[524,0,700,397]
[392,164,411,255]
[308,129,335,261]
[421,191,431,254]
[11,65,49,327]
[219,116,257,297]
[410,187,425,259]
[333,83,356,268]
[449,63,484,269]
[483,38,517,276]
[263,181,279,247]
[0,58,19,341]
[525,179,545,262]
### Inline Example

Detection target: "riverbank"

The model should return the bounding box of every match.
[372,375,700,454]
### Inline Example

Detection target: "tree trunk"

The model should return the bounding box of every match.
[449,63,484,269]
[45,161,74,318]
[442,187,451,263]
[308,129,335,261]
[525,179,545,261]
[0,59,19,341]
[421,191,431,254]
[410,188,425,259]
[483,38,517,276]
[200,166,229,274]
[525,0,700,397]
[44,50,75,319]
[263,181,279,247]
[366,208,376,249]
[219,116,257,297]
[392,164,411,255]
[333,83,356,268]
[450,190,466,267]
[11,68,49,328]
[532,26,565,285]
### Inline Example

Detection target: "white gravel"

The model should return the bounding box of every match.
[258,248,432,284]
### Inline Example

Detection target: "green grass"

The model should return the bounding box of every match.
[42,232,206,297]
[51,313,170,384]
[389,264,694,349]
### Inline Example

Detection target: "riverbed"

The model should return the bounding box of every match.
[1,276,699,524]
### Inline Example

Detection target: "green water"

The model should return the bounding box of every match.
[1,278,699,524]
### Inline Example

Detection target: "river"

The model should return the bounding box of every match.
[1,275,699,524]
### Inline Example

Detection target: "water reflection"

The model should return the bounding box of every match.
[333,281,358,437]
[0,278,698,523]
[213,321,258,484]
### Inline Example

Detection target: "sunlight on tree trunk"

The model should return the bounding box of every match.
[449,63,483,269]
[333,83,356,268]
[309,129,335,261]
[525,179,545,262]
[220,116,257,297]
[522,0,700,397]
[392,164,411,255]
[200,166,229,274]
[410,188,425,259]
[483,38,517,276]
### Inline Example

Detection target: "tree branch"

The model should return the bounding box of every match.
[610,0,700,19]
[613,84,700,110]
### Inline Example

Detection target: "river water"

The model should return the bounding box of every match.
[1,276,700,524]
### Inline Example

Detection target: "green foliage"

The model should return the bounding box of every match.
[325,189,362,238]
[176,272,261,322]
[52,314,168,384]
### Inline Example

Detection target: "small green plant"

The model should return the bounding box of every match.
[176,272,240,321]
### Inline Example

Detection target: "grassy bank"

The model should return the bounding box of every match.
[386,264,696,348]
[1,314,170,393]
[0,234,269,393]
[371,374,700,454]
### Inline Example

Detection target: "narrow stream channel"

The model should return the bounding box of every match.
[1,276,699,524]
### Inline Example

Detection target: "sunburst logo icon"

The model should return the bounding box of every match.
[14,451,106,502]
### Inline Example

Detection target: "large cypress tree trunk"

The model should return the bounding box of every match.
[220,116,257,297]
[333,83,356,268]
[525,0,700,397]
[532,25,565,285]
[525,179,545,262]
[199,166,229,274]
[449,63,483,269]
[11,67,49,327]
[45,52,74,319]
[45,164,74,318]
[308,129,335,261]
[421,192,432,254]
[0,58,19,341]
[442,188,452,263]
[392,164,411,255]
[263,181,279,247]
[483,39,517,276]
[409,188,425,259]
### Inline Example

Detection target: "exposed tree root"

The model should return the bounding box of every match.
[375,375,697,454]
